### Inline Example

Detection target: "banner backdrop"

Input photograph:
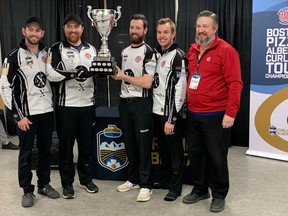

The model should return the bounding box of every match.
[92,107,193,183]
[247,0,288,160]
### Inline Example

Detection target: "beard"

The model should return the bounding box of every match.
[26,36,41,45]
[195,33,214,47]
[129,33,144,45]
[65,33,82,45]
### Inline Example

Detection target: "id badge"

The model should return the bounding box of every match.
[189,73,201,90]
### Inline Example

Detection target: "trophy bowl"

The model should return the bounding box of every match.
[87,5,121,75]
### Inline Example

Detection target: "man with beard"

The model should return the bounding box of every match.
[182,10,243,213]
[46,14,98,199]
[111,14,156,202]
[4,16,61,207]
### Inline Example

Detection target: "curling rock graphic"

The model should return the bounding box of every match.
[103,124,122,138]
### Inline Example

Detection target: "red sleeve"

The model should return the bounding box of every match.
[223,46,243,118]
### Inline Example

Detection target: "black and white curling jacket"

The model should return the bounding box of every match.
[152,43,188,124]
[120,43,156,98]
[46,40,97,107]
[4,39,65,122]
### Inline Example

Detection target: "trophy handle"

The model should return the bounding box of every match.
[87,5,94,26]
[114,6,122,27]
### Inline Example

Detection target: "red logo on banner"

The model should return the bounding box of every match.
[278,7,288,25]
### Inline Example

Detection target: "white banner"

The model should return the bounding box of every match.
[247,0,288,161]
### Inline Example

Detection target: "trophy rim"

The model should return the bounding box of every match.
[91,9,116,13]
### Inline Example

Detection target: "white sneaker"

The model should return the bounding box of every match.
[117,181,140,192]
[137,188,153,202]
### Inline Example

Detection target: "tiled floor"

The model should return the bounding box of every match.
[1,137,288,216]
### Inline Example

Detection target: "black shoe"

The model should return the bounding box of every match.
[38,184,60,199]
[2,141,19,150]
[80,181,99,193]
[164,191,179,202]
[21,192,35,208]
[210,198,225,212]
[63,184,75,199]
[182,192,210,204]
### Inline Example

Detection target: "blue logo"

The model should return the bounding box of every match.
[96,125,128,172]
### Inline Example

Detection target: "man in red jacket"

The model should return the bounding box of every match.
[182,10,243,213]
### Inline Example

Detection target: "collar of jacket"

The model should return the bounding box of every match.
[19,38,46,52]
[156,42,178,55]
[62,39,90,49]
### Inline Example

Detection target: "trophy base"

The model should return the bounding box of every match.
[90,56,116,75]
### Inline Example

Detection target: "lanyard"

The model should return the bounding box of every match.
[196,53,201,73]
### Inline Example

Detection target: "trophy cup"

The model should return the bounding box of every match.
[87,5,122,75]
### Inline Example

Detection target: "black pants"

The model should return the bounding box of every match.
[186,114,230,199]
[56,106,95,187]
[153,114,184,195]
[119,98,153,189]
[18,112,54,194]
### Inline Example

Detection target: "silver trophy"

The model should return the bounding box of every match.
[87,5,122,75]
